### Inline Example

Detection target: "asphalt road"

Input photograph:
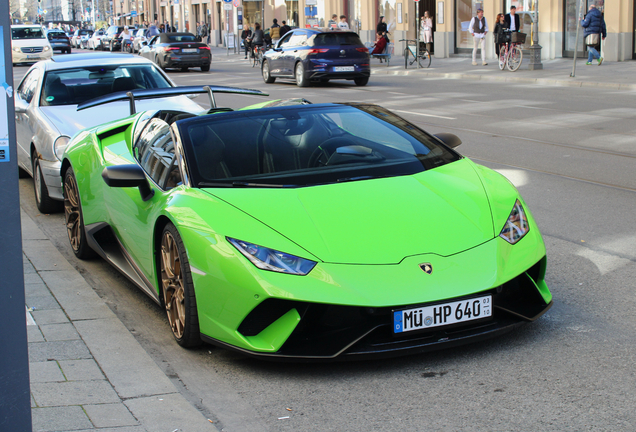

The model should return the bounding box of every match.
[14,50,636,431]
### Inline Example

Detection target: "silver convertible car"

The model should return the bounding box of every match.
[14,53,204,213]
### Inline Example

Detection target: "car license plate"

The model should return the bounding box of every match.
[182,48,197,53]
[393,295,492,333]
[27,55,40,59]
[333,66,354,72]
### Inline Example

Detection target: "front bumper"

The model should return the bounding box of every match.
[39,158,63,200]
[12,49,53,64]
[189,223,551,361]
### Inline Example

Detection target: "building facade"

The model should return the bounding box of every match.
[116,0,635,61]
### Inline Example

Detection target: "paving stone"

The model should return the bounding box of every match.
[58,359,105,381]
[28,325,45,343]
[31,308,69,325]
[22,239,75,272]
[40,323,81,341]
[74,318,176,399]
[31,380,120,407]
[31,406,93,432]
[30,361,65,383]
[84,403,139,428]
[24,280,49,296]
[31,393,37,408]
[29,340,92,363]
[26,294,61,311]
[125,394,216,432]
[21,211,49,240]
[39,270,113,321]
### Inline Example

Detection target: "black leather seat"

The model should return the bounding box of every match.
[111,76,137,93]
[189,125,231,180]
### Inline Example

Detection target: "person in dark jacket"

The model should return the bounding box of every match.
[241,27,252,59]
[280,21,291,37]
[493,13,507,57]
[581,4,606,65]
[377,16,387,34]
[504,6,520,32]
[247,23,264,58]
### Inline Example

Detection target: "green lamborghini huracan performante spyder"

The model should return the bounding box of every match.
[61,86,552,360]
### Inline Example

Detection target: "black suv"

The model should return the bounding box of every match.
[100,26,125,51]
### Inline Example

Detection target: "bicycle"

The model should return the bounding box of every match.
[252,44,267,68]
[498,31,525,72]
[399,39,431,69]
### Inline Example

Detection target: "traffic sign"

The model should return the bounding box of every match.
[222,0,232,3]
[223,3,232,10]
[131,10,137,16]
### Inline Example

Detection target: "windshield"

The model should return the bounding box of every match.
[12,27,45,40]
[179,105,460,188]
[40,64,172,107]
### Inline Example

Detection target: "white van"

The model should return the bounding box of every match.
[11,25,53,65]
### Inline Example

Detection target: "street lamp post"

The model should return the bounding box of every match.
[527,1,542,70]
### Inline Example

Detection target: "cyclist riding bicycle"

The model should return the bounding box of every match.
[119,26,133,52]
[248,23,264,57]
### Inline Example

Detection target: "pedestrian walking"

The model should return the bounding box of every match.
[328,14,338,30]
[338,15,350,30]
[493,13,507,57]
[469,8,488,66]
[280,21,291,37]
[270,18,281,45]
[581,4,606,66]
[419,11,433,54]
[505,6,520,32]
[241,26,252,59]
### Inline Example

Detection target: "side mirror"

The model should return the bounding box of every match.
[101,165,154,201]
[434,133,462,149]
[14,96,28,114]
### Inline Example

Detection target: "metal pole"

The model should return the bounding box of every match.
[0,0,32,429]
[570,0,584,77]
[415,1,419,68]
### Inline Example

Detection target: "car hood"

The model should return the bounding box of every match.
[40,95,203,138]
[202,159,495,265]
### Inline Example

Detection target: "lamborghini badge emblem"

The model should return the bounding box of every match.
[419,263,433,274]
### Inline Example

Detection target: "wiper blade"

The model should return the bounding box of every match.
[199,181,296,188]
[337,175,376,183]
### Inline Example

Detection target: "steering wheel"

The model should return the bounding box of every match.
[307,137,355,168]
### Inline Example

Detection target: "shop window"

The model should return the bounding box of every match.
[455,0,483,51]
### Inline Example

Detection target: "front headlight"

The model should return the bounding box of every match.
[53,136,71,161]
[44,46,51,51]
[499,199,529,244]
[13,47,21,53]
[228,238,317,275]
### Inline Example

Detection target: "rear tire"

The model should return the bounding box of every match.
[404,48,410,69]
[295,62,309,87]
[64,167,96,260]
[419,50,431,68]
[262,60,275,83]
[181,67,189,72]
[18,166,29,178]
[160,223,202,348]
[201,64,210,72]
[33,158,62,214]
[354,77,369,86]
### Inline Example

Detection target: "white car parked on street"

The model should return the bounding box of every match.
[11,25,53,65]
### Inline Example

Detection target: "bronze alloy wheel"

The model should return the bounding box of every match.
[64,173,81,252]
[159,223,201,347]
[161,230,186,339]
[63,168,95,260]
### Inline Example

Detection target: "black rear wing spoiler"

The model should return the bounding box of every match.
[77,85,269,115]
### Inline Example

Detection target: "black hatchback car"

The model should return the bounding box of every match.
[45,29,71,53]
[100,26,125,51]
[262,28,370,87]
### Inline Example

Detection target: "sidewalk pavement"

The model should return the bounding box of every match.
[208,45,636,90]
[22,210,217,432]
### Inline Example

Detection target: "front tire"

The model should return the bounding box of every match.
[160,223,202,348]
[295,62,309,87]
[262,60,275,83]
[354,77,369,86]
[507,46,523,72]
[33,158,62,214]
[64,167,96,260]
